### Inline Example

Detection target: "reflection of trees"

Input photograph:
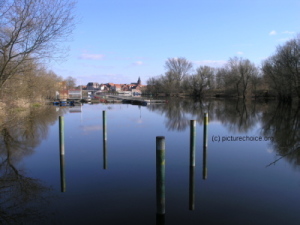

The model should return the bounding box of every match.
[0,149,51,223]
[0,105,66,223]
[261,102,300,168]
[148,98,190,131]
[148,98,260,133]
[164,100,189,131]
[214,99,260,133]
[148,97,300,169]
[148,98,213,131]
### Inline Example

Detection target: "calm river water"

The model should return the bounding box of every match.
[1,98,300,225]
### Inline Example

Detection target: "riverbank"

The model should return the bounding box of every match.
[0,98,48,127]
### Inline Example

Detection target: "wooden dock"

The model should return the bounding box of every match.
[102,95,166,106]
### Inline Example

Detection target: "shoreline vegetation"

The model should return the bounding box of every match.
[145,35,300,103]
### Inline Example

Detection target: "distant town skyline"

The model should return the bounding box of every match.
[81,76,143,86]
[50,0,300,86]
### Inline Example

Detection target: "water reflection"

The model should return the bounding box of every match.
[60,152,66,192]
[203,113,208,180]
[261,102,300,167]
[0,106,67,223]
[0,156,51,223]
[148,98,300,167]
[156,137,166,215]
[59,116,66,192]
[189,165,195,210]
[103,110,107,169]
[189,120,196,210]
[149,99,190,131]
[213,99,262,133]
[0,99,299,224]
[148,98,261,133]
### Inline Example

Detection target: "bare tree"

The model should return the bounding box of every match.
[263,35,300,101]
[65,76,76,90]
[146,75,164,94]
[0,0,76,88]
[224,57,258,99]
[183,65,215,96]
[215,68,227,90]
[164,57,193,92]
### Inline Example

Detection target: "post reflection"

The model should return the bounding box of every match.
[156,214,165,225]
[103,110,107,169]
[189,166,195,210]
[203,146,207,180]
[59,116,66,192]
[60,153,66,192]
[156,136,166,215]
[203,113,208,180]
[189,120,196,210]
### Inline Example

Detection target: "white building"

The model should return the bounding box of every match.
[68,89,82,99]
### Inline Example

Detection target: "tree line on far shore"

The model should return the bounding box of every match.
[146,35,300,102]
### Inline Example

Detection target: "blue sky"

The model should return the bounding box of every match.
[50,0,300,86]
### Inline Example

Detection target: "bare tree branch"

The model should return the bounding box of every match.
[0,0,76,88]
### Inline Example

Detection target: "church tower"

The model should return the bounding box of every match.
[137,77,141,85]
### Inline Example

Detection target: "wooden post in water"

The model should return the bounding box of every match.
[156,136,165,215]
[190,120,196,167]
[189,120,196,210]
[59,116,65,155]
[103,111,107,169]
[59,116,66,192]
[203,113,208,180]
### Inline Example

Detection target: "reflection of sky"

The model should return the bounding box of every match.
[80,125,102,135]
